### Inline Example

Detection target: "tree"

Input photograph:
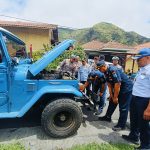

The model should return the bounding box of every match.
[32,44,86,70]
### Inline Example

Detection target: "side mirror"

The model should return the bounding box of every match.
[12,57,19,65]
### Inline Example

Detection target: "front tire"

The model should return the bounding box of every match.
[41,98,83,138]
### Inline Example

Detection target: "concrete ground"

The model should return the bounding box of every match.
[0,101,131,150]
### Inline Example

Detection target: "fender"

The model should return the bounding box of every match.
[17,85,83,117]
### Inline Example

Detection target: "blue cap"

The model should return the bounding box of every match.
[132,48,150,60]
[96,60,106,67]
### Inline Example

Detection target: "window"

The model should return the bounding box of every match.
[2,34,27,59]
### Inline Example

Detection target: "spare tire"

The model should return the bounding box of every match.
[41,98,83,138]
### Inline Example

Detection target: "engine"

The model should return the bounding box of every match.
[32,69,75,80]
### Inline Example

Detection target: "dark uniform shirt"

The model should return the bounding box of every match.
[88,70,106,92]
[105,65,133,93]
[88,70,105,84]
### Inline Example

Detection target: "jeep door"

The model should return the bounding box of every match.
[0,40,8,112]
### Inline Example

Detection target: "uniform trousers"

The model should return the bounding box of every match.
[93,83,107,110]
[129,96,150,149]
[105,91,132,128]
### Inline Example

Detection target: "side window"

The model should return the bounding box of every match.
[2,34,27,59]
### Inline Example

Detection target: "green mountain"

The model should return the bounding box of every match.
[58,22,150,45]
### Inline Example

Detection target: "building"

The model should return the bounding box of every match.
[82,40,134,71]
[126,42,150,72]
[0,20,58,51]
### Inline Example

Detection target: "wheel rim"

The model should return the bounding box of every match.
[53,110,74,130]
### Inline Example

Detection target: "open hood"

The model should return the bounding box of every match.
[28,39,75,76]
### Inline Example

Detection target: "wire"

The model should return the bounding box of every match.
[0,14,40,23]
[0,14,78,30]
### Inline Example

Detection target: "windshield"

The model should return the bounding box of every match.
[2,33,27,59]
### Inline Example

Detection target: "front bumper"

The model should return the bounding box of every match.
[74,92,90,102]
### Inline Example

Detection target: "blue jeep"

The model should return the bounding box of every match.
[0,27,83,138]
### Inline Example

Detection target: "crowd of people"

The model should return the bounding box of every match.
[58,48,150,150]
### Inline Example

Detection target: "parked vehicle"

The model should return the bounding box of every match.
[0,27,83,138]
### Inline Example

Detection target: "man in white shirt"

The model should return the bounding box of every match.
[122,48,150,150]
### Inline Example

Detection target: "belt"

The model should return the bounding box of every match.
[132,95,150,100]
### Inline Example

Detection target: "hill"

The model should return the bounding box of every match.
[58,22,150,45]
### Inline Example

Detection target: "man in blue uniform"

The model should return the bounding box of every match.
[96,60,133,131]
[81,70,107,114]
[122,48,150,150]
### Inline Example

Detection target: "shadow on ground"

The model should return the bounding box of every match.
[0,104,129,143]
[0,106,98,141]
[81,105,117,130]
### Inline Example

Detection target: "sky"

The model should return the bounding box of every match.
[0,0,150,37]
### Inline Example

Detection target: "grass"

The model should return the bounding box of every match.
[0,142,25,150]
[0,142,135,150]
[68,142,135,150]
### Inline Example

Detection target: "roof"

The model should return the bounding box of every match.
[134,42,150,52]
[82,40,104,50]
[127,42,150,58]
[103,41,133,50]
[0,20,57,29]
[82,40,134,54]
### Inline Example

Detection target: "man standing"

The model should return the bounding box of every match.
[78,59,91,84]
[78,59,91,95]
[122,48,150,150]
[112,56,124,72]
[60,55,77,77]
[97,60,133,131]
[91,56,99,71]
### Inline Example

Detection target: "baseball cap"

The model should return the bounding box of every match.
[96,60,106,67]
[132,48,150,60]
[112,56,119,60]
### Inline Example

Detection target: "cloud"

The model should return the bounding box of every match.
[0,0,150,37]
[0,0,26,15]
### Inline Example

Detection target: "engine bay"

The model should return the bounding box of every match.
[32,69,75,80]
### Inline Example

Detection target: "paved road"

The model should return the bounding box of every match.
[0,102,130,150]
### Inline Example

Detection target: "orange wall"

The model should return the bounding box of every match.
[125,56,138,73]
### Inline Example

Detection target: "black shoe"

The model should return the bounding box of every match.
[122,135,140,145]
[98,116,111,122]
[112,125,125,131]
